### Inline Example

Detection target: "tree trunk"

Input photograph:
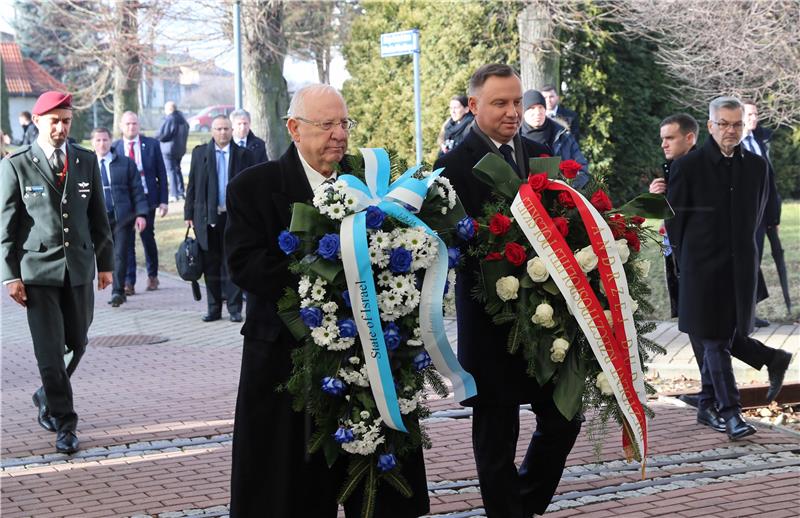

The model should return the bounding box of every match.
[518,1,560,92]
[112,0,141,137]
[242,0,291,159]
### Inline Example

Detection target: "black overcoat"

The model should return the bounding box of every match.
[184,140,254,251]
[433,127,550,405]
[665,137,768,340]
[106,153,149,225]
[224,144,429,518]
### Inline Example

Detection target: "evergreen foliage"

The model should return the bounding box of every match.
[342,0,521,166]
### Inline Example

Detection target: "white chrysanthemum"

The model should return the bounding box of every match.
[340,418,385,456]
[322,301,338,314]
[299,297,313,308]
[369,247,389,268]
[328,336,355,351]
[376,270,394,287]
[407,326,424,347]
[398,390,424,414]
[310,280,327,301]
[369,231,392,250]
[433,176,457,210]
[411,245,438,271]
[298,275,312,298]
[325,202,347,220]
[311,325,337,347]
[342,193,358,210]
[322,313,337,327]
[348,356,361,365]
[388,274,414,295]
[378,290,401,311]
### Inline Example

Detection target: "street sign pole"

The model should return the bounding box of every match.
[380,29,423,165]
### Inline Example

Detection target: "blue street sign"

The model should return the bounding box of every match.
[380,30,419,57]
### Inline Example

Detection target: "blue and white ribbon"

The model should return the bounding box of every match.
[338,148,477,432]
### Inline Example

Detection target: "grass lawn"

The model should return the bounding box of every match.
[638,200,800,324]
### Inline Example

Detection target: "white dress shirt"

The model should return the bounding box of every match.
[297,149,337,193]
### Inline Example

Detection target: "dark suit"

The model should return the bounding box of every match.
[434,127,582,517]
[665,137,768,418]
[234,130,268,164]
[1,140,114,433]
[225,144,429,518]
[112,136,168,285]
[101,153,149,297]
[551,105,580,142]
[155,110,190,199]
[185,140,254,317]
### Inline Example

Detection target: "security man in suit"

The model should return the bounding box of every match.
[185,115,254,322]
[113,111,169,294]
[434,65,582,518]
[230,109,268,164]
[541,84,580,142]
[90,127,149,307]
[0,91,114,454]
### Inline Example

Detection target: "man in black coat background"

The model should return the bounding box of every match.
[230,109,268,164]
[665,97,768,441]
[155,101,190,201]
[90,127,148,307]
[185,115,254,323]
[224,84,429,518]
[434,64,582,518]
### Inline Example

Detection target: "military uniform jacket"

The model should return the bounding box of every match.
[0,141,114,286]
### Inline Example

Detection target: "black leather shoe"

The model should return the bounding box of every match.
[725,414,756,440]
[109,294,125,307]
[754,316,770,327]
[55,430,80,454]
[229,313,243,322]
[678,393,700,408]
[697,407,726,432]
[202,313,221,322]
[766,350,793,402]
[32,390,56,432]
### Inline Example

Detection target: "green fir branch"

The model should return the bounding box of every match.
[337,456,371,505]
[381,470,413,498]
[360,462,378,518]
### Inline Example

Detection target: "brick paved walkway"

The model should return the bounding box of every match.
[1,273,798,517]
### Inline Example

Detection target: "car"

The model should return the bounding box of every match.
[188,105,235,132]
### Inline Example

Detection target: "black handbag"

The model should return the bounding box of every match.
[175,226,203,301]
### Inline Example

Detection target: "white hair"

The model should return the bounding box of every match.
[709,96,743,120]
[287,84,345,118]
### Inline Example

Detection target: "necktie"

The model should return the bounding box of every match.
[499,144,521,177]
[100,158,114,214]
[217,149,227,209]
[239,139,246,148]
[746,135,762,156]
[52,149,64,174]
[128,140,136,161]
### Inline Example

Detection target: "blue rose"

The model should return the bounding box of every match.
[321,376,346,396]
[341,290,351,308]
[300,307,323,328]
[278,230,301,255]
[383,322,402,351]
[456,216,476,240]
[377,453,397,472]
[337,318,357,338]
[365,206,385,229]
[389,247,413,273]
[413,351,433,371]
[317,233,340,260]
[447,247,461,268]
[333,426,354,444]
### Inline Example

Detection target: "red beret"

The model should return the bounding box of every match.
[32,91,73,116]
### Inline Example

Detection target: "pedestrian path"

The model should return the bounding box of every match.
[1,272,798,517]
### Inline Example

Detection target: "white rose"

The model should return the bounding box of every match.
[595,372,614,395]
[575,246,598,273]
[629,298,639,313]
[550,337,570,362]
[615,238,631,264]
[531,303,556,327]
[496,276,520,302]
[526,257,550,283]
[633,259,651,278]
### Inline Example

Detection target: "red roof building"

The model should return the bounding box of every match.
[1,41,66,96]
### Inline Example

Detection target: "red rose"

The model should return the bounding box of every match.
[553,216,569,237]
[608,214,626,239]
[504,242,527,266]
[559,159,582,179]
[473,218,480,235]
[538,153,551,158]
[624,229,641,252]
[630,215,646,226]
[488,213,512,236]
[658,226,666,235]
[527,173,550,192]
[590,190,613,213]
[558,191,576,209]
[485,252,503,261]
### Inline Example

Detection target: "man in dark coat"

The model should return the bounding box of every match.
[1,91,114,454]
[230,109,268,164]
[225,84,429,518]
[665,97,768,440]
[185,115,254,322]
[434,64,582,518]
[437,95,474,157]
[113,111,169,293]
[90,127,148,307]
[155,101,190,201]
[541,84,580,142]
[13,111,39,146]
[651,114,792,408]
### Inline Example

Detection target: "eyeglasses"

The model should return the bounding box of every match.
[711,120,744,131]
[293,117,357,131]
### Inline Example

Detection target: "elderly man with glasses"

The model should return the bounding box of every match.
[665,96,769,441]
[224,84,430,518]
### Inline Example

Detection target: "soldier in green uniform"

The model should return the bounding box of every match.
[0,91,114,454]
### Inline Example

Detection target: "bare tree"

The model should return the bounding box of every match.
[518,1,560,91]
